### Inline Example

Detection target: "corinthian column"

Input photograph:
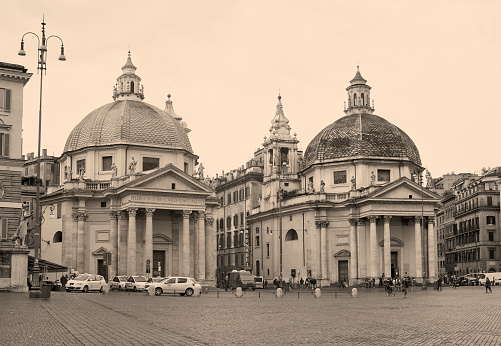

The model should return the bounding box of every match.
[109,211,118,278]
[197,211,206,280]
[414,217,423,279]
[349,219,358,285]
[383,216,392,277]
[117,211,128,275]
[320,220,329,279]
[182,210,192,276]
[77,212,87,273]
[127,207,138,275]
[369,216,378,279]
[428,217,436,280]
[145,208,155,277]
[205,216,215,281]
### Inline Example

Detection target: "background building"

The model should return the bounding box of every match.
[0,61,31,292]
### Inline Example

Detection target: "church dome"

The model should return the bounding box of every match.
[64,52,193,154]
[63,100,193,153]
[302,113,421,170]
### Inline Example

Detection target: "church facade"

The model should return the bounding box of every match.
[248,68,440,286]
[40,53,218,283]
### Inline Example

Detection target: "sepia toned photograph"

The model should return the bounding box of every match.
[0,1,500,345]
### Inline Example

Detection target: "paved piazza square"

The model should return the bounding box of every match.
[1,286,499,345]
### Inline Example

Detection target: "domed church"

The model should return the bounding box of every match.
[41,53,217,283]
[248,67,440,285]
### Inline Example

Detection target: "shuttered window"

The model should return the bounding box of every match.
[0,88,11,112]
[0,133,10,157]
[0,219,8,239]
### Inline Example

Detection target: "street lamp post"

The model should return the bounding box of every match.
[18,18,65,297]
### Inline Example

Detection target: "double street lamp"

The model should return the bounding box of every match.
[18,18,65,296]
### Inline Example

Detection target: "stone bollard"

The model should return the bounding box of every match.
[148,285,156,296]
[313,287,321,298]
[276,287,283,298]
[235,287,243,298]
[351,287,358,298]
[102,283,110,295]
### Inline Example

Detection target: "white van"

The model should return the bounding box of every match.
[479,272,501,286]
[254,276,264,289]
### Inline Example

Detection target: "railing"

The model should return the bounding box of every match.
[86,182,111,190]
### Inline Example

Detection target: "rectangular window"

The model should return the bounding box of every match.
[255,235,260,247]
[245,187,250,198]
[0,133,10,157]
[240,212,244,226]
[489,248,495,260]
[266,243,270,257]
[227,193,231,205]
[487,216,495,225]
[184,162,188,173]
[377,169,391,182]
[227,217,231,229]
[233,215,238,228]
[76,159,86,176]
[233,191,238,203]
[102,156,112,171]
[143,157,159,171]
[0,88,11,112]
[57,203,62,219]
[487,197,493,206]
[333,170,347,184]
[488,231,494,242]
[226,232,231,248]
[233,231,238,247]
[239,189,244,201]
[0,218,7,239]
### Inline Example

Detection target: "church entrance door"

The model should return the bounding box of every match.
[338,260,348,283]
[391,252,399,278]
[97,259,108,281]
[153,250,165,277]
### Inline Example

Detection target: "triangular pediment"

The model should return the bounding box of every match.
[333,249,351,257]
[92,247,110,255]
[119,164,213,194]
[367,177,439,201]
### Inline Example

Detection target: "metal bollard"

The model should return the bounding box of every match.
[351,288,358,298]
[217,290,219,298]
[298,292,300,299]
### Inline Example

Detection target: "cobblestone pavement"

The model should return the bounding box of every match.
[1,285,500,345]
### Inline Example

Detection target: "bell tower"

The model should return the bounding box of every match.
[112,51,145,101]
[344,66,375,116]
[261,95,301,210]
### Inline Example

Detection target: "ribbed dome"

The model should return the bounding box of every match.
[64,100,193,153]
[303,113,421,169]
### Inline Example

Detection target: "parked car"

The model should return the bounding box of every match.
[66,274,106,293]
[145,276,201,296]
[254,276,264,289]
[109,275,128,291]
[147,276,167,283]
[228,270,256,290]
[126,275,148,291]
[479,272,500,286]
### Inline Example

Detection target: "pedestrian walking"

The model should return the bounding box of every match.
[437,276,442,291]
[60,274,68,289]
[300,277,304,289]
[485,277,492,293]
[402,273,410,298]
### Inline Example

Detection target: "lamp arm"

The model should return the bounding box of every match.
[21,31,40,45]
[46,35,64,46]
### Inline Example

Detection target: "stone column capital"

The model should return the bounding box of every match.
[145,208,156,217]
[315,220,322,228]
[206,216,214,226]
[109,210,118,219]
[77,212,88,221]
[183,210,192,218]
[357,218,366,226]
[349,218,358,226]
[427,216,435,224]
[127,207,138,217]
[368,215,378,223]
[197,211,206,220]
[118,211,127,220]
[321,220,329,228]
[384,215,392,222]
[414,216,422,224]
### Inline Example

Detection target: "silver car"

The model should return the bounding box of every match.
[145,276,201,296]
[66,274,106,293]
[109,275,128,291]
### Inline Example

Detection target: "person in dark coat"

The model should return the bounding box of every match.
[485,277,492,293]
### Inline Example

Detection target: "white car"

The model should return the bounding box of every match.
[66,274,106,293]
[145,276,201,296]
[125,275,148,291]
[109,275,128,291]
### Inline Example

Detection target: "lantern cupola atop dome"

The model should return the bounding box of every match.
[113,51,145,101]
[269,94,293,141]
[344,66,374,116]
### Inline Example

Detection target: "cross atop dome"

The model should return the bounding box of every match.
[113,51,144,101]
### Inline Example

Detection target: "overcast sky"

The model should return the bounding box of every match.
[2,0,501,179]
